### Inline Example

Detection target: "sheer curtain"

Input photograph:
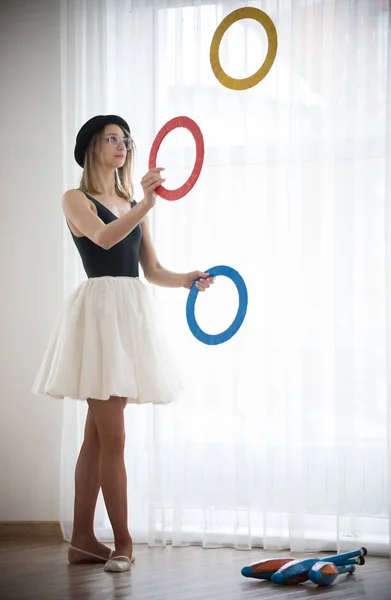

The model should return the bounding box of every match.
[59,0,391,555]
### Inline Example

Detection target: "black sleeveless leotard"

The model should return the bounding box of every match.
[70,192,142,278]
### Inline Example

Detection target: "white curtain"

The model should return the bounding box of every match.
[60,0,391,556]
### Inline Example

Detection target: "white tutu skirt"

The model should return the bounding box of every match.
[32,277,183,404]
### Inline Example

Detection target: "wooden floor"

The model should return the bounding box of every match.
[1,538,391,600]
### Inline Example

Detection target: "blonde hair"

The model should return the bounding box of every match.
[79,127,135,201]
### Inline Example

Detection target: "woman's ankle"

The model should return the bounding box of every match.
[70,531,97,546]
[113,534,132,548]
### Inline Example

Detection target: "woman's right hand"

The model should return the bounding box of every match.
[141,168,166,208]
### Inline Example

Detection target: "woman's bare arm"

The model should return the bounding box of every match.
[62,189,151,250]
[139,217,214,290]
[139,215,186,286]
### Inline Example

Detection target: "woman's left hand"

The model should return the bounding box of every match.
[183,271,215,291]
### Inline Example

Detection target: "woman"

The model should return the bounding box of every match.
[32,114,214,572]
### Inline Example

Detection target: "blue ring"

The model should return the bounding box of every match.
[186,265,248,345]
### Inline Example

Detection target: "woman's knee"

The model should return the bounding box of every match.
[100,429,126,454]
[87,397,126,454]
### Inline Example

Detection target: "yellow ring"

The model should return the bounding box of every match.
[210,8,278,91]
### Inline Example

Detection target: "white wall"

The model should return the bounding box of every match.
[0,0,64,520]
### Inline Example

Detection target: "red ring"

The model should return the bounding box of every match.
[148,116,205,201]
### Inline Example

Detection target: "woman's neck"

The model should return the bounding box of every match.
[94,165,117,197]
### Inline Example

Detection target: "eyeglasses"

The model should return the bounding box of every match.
[101,134,134,151]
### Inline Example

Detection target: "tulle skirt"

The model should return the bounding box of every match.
[32,276,182,404]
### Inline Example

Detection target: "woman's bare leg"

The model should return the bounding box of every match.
[68,408,112,563]
[87,396,132,560]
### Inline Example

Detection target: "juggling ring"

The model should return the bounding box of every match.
[186,265,248,345]
[148,116,204,201]
[210,7,278,91]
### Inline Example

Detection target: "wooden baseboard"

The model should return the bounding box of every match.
[0,521,62,539]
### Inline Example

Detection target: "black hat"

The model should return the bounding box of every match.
[74,114,131,167]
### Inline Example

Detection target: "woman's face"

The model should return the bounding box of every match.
[96,124,131,169]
